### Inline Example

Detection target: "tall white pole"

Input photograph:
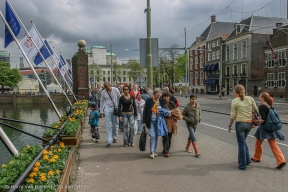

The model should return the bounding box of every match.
[0,11,61,118]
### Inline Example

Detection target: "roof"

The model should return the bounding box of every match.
[19,68,58,75]
[91,46,106,49]
[106,52,116,56]
[191,21,235,46]
[228,16,288,39]
[86,50,92,54]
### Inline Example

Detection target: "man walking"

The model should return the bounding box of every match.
[100,81,121,147]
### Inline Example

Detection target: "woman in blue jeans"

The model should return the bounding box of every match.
[143,88,162,159]
[228,84,258,170]
[118,85,137,147]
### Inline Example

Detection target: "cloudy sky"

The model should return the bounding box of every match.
[0,0,287,68]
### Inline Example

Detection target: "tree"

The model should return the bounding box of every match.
[88,63,102,85]
[126,59,144,83]
[175,52,187,82]
[159,44,180,88]
[0,66,22,92]
[0,61,10,68]
[112,62,123,84]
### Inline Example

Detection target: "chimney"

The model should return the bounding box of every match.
[211,15,216,23]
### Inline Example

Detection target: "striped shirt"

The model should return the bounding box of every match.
[100,87,121,113]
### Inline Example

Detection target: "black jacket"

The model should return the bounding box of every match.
[142,98,155,129]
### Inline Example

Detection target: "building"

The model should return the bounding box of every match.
[0,51,10,63]
[87,46,107,65]
[189,15,234,94]
[263,24,288,99]
[13,77,39,94]
[19,67,58,85]
[223,16,288,96]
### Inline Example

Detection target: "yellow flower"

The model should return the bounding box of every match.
[26,145,31,149]
[50,146,54,149]
[33,167,39,173]
[34,162,40,167]
[48,170,54,176]
[39,173,45,177]
[56,170,61,174]
[40,176,46,182]
[43,155,49,160]
[27,178,35,183]
[58,149,62,153]
[53,155,59,159]
[59,142,65,148]
[42,150,48,155]
[29,172,36,178]
[9,160,13,164]
[50,158,56,163]
[48,151,53,155]
[2,164,6,168]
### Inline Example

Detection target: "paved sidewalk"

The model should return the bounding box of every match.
[72,113,288,192]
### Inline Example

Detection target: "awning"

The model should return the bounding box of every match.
[210,63,219,71]
[204,78,219,85]
[203,65,208,71]
[206,64,212,71]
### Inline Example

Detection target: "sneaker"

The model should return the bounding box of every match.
[124,145,128,147]
[96,139,99,143]
[137,132,141,134]
[106,144,111,148]
[165,153,170,157]
[154,153,158,157]
[276,162,286,169]
[130,143,134,147]
[92,138,96,141]
[150,152,154,159]
[113,139,117,143]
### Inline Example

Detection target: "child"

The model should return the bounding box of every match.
[88,104,100,142]
[182,95,201,157]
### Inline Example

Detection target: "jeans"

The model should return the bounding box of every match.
[104,111,119,144]
[162,132,172,154]
[148,121,158,153]
[122,114,135,145]
[90,125,100,140]
[137,120,142,133]
[235,122,252,170]
[187,126,196,142]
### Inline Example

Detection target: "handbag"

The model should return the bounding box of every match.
[139,126,147,151]
[249,96,261,126]
[106,89,118,116]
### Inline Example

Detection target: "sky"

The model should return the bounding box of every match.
[0,0,287,68]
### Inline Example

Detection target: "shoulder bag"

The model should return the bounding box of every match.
[249,96,261,126]
[106,89,118,116]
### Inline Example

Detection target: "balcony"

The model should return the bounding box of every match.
[224,74,230,78]
[232,73,238,77]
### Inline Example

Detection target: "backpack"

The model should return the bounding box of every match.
[264,107,282,131]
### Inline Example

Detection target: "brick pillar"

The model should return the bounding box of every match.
[72,40,89,100]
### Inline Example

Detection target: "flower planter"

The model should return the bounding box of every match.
[57,150,73,192]
[43,127,81,147]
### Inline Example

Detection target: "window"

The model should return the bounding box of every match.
[190,58,193,65]
[216,50,220,59]
[278,72,286,87]
[103,77,106,82]
[266,53,274,68]
[200,71,204,85]
[208,43,211,49]
[200,57,204,68]
[129,77,131,81]
[267,73,274,87]
[233,44,238,60]
[195,57,198,64]
[212,41,215,48]
[216,39,220,46]
[190,73,193,84]
[108,77,110,81]
[190,64,193,70]
[97,71,99,75]
[195,72,198,85]
[234,79,237,87]
[200,47,203,53]
[208,53,211,61]
[123,71,126,75]
[241,64,246,75]
[233,65,237,76]
[212,52,215,60]
[278,51,286,66]
[242,41,247,58]
[226,66,230,77]
[108,71,110,75]
[226,46,230,61]
[123,77,126,82]
[103,71,106,74]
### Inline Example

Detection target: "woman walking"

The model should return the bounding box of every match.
[118,85,137,147]
[228,84,258,170]
[143,88,162,159]
[251,92,286,169]
[160,91,176,157]
[182,95,201,157]
[136,93,145,134]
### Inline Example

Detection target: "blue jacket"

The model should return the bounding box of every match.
[88,110,100,126]
[157,108,169,136]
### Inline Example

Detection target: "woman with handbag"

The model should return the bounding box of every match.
[118,85,137,147]
[136,93,145,134]
[228,84,258,170]
[143,88,162,159]
[251,92,286,169]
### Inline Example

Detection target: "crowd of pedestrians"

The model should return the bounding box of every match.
[88,82,286,170]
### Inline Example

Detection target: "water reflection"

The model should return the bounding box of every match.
[0,103,66,165]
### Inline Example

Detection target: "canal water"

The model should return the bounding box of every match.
[0,103,66,166]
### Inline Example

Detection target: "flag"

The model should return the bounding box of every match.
[5,1,21,48]
[51,48,59,70]
[60,54,69,72]
[268,41,277,60]
[19,26,43,59]
[34,39,53,65]
[58,62,66,75]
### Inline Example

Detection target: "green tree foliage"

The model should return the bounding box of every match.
[0,61,10,68]
[88,63,102,83]
[112,62,123,84]
[0,63,22,92]
[175,52,187,81]
[127,59,144,82]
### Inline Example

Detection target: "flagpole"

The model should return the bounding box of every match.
[6,1,72,107]
[50,46,77,101]
[0,11,62,118]
[31,21,76,101]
